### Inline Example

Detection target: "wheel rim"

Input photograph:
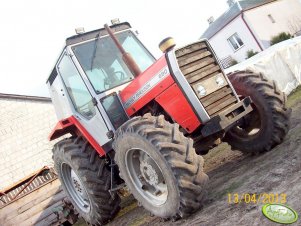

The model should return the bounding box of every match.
[231,98,262,139]
[61,163,91,213]
[125,148,168,206]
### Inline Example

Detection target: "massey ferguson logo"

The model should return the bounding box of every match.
[124,66,169,109]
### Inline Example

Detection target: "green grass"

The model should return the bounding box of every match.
[115,201,138,218]
[204,143,229,160]
[287,85,301,107]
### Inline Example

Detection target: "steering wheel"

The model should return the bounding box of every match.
[114,71,125,80]
[103,78,110,90]
[101,71,126,91]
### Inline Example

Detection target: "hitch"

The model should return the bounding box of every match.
[107,153,125,197]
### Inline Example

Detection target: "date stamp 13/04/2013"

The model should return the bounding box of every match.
[227,193,287,204]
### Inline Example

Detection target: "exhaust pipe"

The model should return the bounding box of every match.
[104,24,141,77]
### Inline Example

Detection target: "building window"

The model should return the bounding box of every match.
[268,14,275,23]
[228,33,244,51]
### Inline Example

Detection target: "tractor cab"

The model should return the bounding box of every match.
[47,22,155,153]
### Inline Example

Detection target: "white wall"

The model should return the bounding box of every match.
[208,16,262,63]
[225,36,301,95]
[0,98,57,190]
[245,0,301,48]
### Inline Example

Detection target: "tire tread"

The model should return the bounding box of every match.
[53,137,120,225]
[114,113,208,218]
[226,71,291,152]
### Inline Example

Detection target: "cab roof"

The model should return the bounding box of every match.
[66,22,131,46]
[47,22,131,85]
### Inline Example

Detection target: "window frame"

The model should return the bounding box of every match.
[227,33,244,51]
[70,29,156,94]
[57,51,97,120]
[100,92,129,129]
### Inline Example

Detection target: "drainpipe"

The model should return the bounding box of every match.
[241,12,264,51]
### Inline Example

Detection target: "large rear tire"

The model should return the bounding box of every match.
[113,114,208,219]
[225,71,291,153]
[53,137,120,225]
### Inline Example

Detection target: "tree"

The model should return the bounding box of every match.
[246,49,258,59]
[230,59,238,66]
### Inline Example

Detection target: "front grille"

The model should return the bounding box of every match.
[175,41,237,117]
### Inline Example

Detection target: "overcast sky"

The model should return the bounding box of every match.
[0,0,229,97]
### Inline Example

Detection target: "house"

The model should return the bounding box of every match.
[201,0,301,67]
[0,93,57,190]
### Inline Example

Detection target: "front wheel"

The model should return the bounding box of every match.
[113,114,208,219]
[224,71,291,153]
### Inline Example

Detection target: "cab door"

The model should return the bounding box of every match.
[57,52,111,149]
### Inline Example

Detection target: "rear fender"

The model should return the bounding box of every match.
[49,116,106,156]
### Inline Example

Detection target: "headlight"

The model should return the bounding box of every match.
[216,75,225,87]
[196,85,206,97]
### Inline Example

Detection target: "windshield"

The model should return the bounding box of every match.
[72,30,155,94]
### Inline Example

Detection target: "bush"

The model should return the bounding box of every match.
[270,32,292,45]
[246,49,258,59]
[230,59,238,66]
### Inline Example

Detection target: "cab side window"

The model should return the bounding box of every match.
[58,53,96,119]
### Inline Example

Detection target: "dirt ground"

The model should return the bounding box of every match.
[76,86,301,226]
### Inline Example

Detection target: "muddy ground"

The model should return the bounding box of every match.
[76,87,301,226]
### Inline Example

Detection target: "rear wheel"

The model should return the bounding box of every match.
[113,114,208,219]
[225,71,291,153]
[53,137,120,225]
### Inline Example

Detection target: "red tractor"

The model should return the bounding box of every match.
[47,21,290,225]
